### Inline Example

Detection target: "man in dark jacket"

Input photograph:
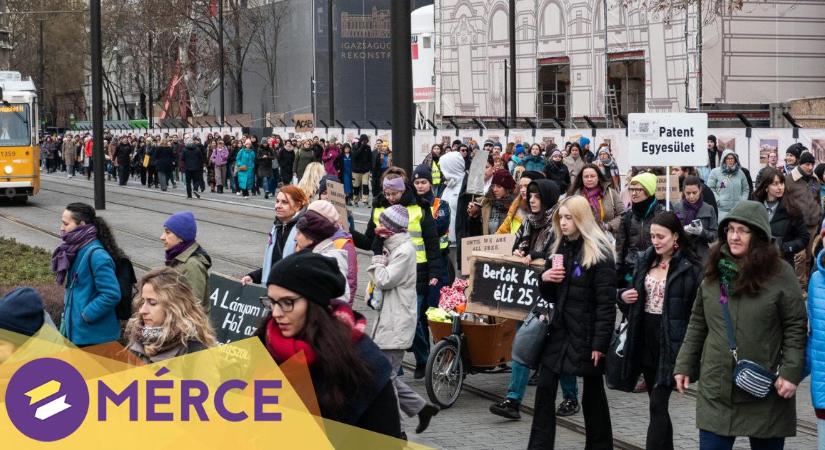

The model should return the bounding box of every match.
[182,138,205,199]
[351,134,372,206]
[785,150,821,287]
[115,137,133,185]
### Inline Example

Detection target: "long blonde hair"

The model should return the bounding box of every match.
[297,162,326,199]
[549,195,615,268]
[126,267,217,356]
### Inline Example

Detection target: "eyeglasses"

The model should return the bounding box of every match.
[259,296,302,312]
[628,187,646,194]
[724,226,751,238]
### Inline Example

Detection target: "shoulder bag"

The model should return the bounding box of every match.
[721,298,777,398]
[511,302,554,369]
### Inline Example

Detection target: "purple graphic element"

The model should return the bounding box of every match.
[5,358,90,442]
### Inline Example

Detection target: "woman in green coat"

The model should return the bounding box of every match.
[234,138,256,198]
[673,200,807,450]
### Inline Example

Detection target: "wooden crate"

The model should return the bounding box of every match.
[428,319,517,368]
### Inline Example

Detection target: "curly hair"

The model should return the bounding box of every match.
[704,222,782,297]
[65,203,127,261]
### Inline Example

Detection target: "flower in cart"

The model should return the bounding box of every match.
[439,278,470,313]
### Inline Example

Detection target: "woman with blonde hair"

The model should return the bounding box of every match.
[529,195,616,449]
[126,267,216,363]
[297,161,326,200]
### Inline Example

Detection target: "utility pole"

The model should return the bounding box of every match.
[148,33,153,128]
[90,0,105,209]
[391,0,412,174]
[604,0,610,125]
[508,0,516,127]
[504,59,508,127]
[684,6,690,112]
[218,0,225,125]
[696,0,703,112]
[327,0,335,125]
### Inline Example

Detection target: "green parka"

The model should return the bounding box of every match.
[166,242,212,312]
[673,200,807,438]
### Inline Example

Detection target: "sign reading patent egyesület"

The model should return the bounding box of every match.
[628,113,708,167]
[465,253,549,320]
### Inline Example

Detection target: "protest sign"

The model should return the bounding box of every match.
[207,273,269,343]
[464,253,549,320]
[294,113,315,133]
[628,113,708,167]
[465,150,490,195]
[460,234,517,275]
[656,175,681,203]
[326,180,349,231]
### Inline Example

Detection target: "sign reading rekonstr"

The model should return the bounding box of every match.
[628,113,708,167]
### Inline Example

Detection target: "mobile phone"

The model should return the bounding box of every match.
[552,254,564,269]
[691,219,702,228]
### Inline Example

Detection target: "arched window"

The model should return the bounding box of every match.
[489,7,508,41]
[541,1,564,37]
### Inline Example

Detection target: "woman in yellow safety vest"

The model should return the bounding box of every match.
[421,144,442,192]
[497,170,547,235]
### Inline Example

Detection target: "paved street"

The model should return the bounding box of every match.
[0,174,818,449]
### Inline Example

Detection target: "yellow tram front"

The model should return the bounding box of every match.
[0,102,39,203]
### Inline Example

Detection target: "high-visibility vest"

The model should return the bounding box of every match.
[431,198,450,250]
[508,215,523,235]
[373,204,427,263]
[431,160,442,186]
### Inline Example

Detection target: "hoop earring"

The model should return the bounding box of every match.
[673,242,680,251]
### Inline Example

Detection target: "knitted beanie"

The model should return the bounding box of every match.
[0,287,45,337]
[295,210,338,243]
[307,200,339,224]
[579,136,591,148]
[631,172,658,197]
[379,204,409,234]
[163,211,197,242]
[412,164,433,184]
[491,169,516,191]
[266,252,345,306]
[799,151,816,166]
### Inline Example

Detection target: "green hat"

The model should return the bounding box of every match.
[718,200,771,241]
[630,172,658,197]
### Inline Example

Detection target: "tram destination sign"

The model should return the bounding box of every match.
[465,253,549,320]
[628,113,708,167]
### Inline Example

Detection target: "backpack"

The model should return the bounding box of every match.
[88,248,138,320]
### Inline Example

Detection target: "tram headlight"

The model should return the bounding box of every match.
[3,165,11,175]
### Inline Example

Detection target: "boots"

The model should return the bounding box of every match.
[217,185,223,194]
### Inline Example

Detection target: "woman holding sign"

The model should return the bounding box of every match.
[529,195,616,450]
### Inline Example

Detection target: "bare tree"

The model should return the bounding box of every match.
[249,0,291,111]
[620,0,751,21]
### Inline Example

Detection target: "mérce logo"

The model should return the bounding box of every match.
[5,358,90,442]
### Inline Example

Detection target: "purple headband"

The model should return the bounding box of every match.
[383,176,406,192]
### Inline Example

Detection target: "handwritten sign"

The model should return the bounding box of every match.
[465,149,490,195]
[464,253,549,320]
[656,175,681,203]
[460,234,517,275]
[326,180,349,231]
[294,113,315,133]
[207,273,269,344]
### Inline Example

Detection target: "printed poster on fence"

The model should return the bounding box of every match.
[464,253,549,320]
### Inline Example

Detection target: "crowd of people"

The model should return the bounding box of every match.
[10,130,825,449]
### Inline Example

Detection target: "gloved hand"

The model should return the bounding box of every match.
[684,222,703,236]
[372,236,386,255]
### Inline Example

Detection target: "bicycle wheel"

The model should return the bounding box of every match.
[425,339,464,409]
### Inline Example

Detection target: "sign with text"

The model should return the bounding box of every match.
[465,150,490,195]
[207,273,269,344]
[628,113,708,167]
[656,175,681,203]
[460,234,517,275]
[326,180,350,231]
[465,253,549,320]
[294,113,315,133]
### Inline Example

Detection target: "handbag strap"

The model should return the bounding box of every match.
[719,286,739,361]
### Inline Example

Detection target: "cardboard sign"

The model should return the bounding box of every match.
[656,175,681,203]
[326,180,350,231]
[465,149,490,195]
[207,273,269,344]
[464,253,550,321]
[294,113,315,133]
[460,234,517,275]
[628,113,708,167]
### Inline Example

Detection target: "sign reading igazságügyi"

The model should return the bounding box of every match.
[465,253,549,320]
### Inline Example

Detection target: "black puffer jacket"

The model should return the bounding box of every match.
[351,135,372,173]
[615,198,665,284]
[768,199,810,268]
[619,247,702,387]
[182,143,204,171]
[543,160,570,193]
[539,237,616,377]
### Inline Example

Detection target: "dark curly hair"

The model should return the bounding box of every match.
[65,203,127,260]
[752,167,802,220]
[704,220,781,297]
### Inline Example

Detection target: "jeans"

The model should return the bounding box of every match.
[261,175,274,194]
[818,419,825,450]
[698,430,785,450]
[528,372,612,449]
[411,293,429,367]
[506,362,577,404]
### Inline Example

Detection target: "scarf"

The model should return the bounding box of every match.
[583,186,605,221]
[680,197,702,225]
[51,224,98,285]
[527,208,553,230]
[721,161,740,175]
[491,194,515,216]
[265,301,366,366]
[631,195,657,220]
[717,256,740,304]
[139,326,165,345]
[165,241,195,265]
[784,164,796,175]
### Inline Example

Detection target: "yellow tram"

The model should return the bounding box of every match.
[0,71,39,203]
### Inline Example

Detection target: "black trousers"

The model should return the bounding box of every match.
[528,371,613,449]
[641,313,674,450]
[185,170,203,198]
[147,166,158,187]
[117,165,129,185]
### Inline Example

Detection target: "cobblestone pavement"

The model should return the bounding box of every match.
[1,174,819,449]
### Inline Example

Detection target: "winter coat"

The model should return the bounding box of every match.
[331,228,358,304]
[513,179,561,258]
[210,146,229,166]
[61,240,121,346]
[367,232,418,350]
[615,199,665,280]
[312,239,351,304]
[256,146,275,178]
[673,201,807,439]
[234,148,256,190]
[538,237,617,377]
[786,166,823,229]
[166,242,212,311]
[619,248,702,387]
[182,144,204,171]
[707,150,749,218]
[522,154,546,172]
[155,146,175,173]
[63,138,77,165]
[562,155,585,182]
[322,146,340,177]
[115,143,133,167]
[351,138,372,173]
[247,210,304,284]
[672,200,718,263]
[543,160,570,193]
[765,199,809,267]
[278,148,296,177]
[293,147,315,180]
[807,251,825,411]
[570,185,624,234]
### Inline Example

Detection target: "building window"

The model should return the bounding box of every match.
[423,36,431,48]
[541,1,564,37]
[489,8,508,42]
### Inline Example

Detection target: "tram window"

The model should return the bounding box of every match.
[0,104,29,147]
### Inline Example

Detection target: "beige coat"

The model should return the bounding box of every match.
[367,232,418,350]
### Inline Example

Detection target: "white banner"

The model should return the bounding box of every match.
[628,113,708,167]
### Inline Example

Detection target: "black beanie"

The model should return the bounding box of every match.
[266,251,345,306]
[0,287,45,337]
[800,151,816,166]
[520,170,545,181]
[412,164,433,184]
[786,143,804,160]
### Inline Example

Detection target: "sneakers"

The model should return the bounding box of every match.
[236,192,242,196]
[415,403,439,434]
[194,191,201,199]
[633,376,647,393]
[489,399,521,420]
[556,399,580,417]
